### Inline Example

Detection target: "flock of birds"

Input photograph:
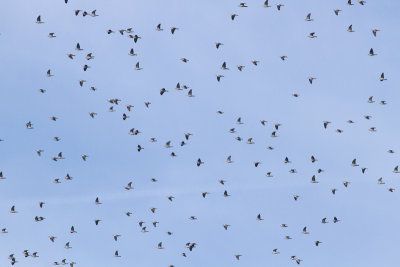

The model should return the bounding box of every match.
[1,0,397,266]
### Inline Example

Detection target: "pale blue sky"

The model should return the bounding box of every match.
[0,0,400,266]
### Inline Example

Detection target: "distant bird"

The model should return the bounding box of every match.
[372,29,380,37]
[36,15,44,24]
[216,42,223,49]
[170,27,179,34]
[90,10,98,17]
[393,166,399,173]
[276,4,284,10]
[231,14,238,21]
[197,158,204,166]
[156,23,163,31]
[368,48,376,56]
[302,226,309,234]
[237,65,245,71]
[75,43,83,51]
[129,48,137,56]
[307,31,318,39]
[380,72,386,81]
[124,182,133,190]
[347,24,354,32]
[135,62,142,70]
[305,13,312,21]
[64,242,71,249]
[334,9,342,15]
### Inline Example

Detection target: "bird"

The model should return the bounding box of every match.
[127,48,137,56]
[170,27,179,34]
[197,158,204,166]
[305,13,312,21]
[372,29,380,37]
[276,4,284,10]
[90,10,98,17]
[347,24,354,32]
[64,242,71,249]
[124,182,133,190]
[86,53,94,60]
[135,62,142,70]
[308,32,317,38]
[114,250,121,257]
[46,69,53,77]
[231,14,238,21]
[334,9,342,15]
[156,23,163,31]
[302,226,309,234]
[264,0,270,7]
[36,15,44,24]
[272,248,280,254]
[75,43,83,51]
[368,48,376,56]
[235,254,241,260]
[393,166,399,173]
[351,158,359,167]
[237,65,245,71]
[10,205,16,213]
[380,73,387,81]
[216,42,223,49]
[256,214,263,221]
[311,175,319,183]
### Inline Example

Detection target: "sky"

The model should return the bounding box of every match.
[0,0,400,266]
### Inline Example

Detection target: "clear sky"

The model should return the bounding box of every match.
[0,0,400,266]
